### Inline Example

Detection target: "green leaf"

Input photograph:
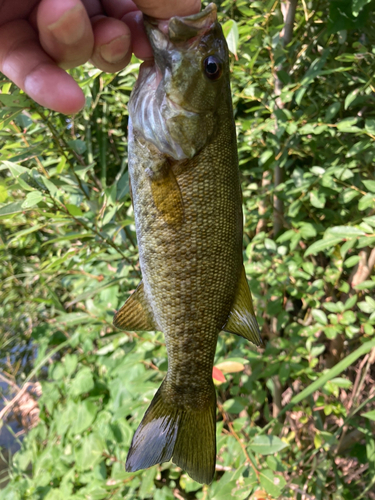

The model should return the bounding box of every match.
[66,203,84,216]
[344,294,357,310]
[355,280,375,290]
[358,301,374,314]
[326,226,365,237]
[363,180,375,193]
[21,191,43,208]
[71,400,98,435]
[323,302,343,313]
[362,410,375,421]
[310,189,326,208]
[64,354,78,375]
[346,140,370,157]
[70,367,95,396]
[312,309,328,325]
[352,0,372,16]
[222,20,239,56]
[223,398,247,414]
[299,223,317,239]
[304,237,343,257]
[259,469,286,498]
[310,345,326,358]
[336,117,361,133]
[344,88,360,109]
[0,201,26,216]
[76,433,106,470]
[345,255,360,267]
[328,377,352,389]
[56,312,92,325]
[68,139,87,155]
[259,149,273,166]
[264,238,277,251]
[249,435,288,455]
[325,102,341,122]
[365,118,375,135]
[0,91,31,107]
[0,184,7,203]
[358,193,375,211]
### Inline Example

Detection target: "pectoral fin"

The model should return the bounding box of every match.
[150,166,184,229]
[224,267,261,346]
[113,281,157,331]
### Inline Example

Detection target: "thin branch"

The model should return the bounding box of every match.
[273,0,298,236]
[0,382,32,421]
[227,421,260,480]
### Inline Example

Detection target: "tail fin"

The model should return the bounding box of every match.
[126,380,216,484]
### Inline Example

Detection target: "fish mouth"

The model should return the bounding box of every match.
[136,3,218,116]
[144,3,217,45]
[128,4,219,160]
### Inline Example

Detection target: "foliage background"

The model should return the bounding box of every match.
[1,0,375,498]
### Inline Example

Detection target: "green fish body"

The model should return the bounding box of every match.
[114,3,261,484]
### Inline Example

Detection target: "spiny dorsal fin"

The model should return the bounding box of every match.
[113,281,157,331]
[224,266,261,346]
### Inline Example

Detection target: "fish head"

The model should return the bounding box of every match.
[130,3,230,160]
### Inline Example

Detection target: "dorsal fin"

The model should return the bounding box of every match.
[113,281,157,331]
[223,267,261,346]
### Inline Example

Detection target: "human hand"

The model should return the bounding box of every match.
[0,0,201,114]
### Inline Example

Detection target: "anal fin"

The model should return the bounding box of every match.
[113,281,157,331]
[224,266,262,346]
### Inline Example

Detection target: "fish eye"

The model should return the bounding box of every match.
[203,56,222,81]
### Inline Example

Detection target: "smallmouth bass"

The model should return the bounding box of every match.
[113,3,261,485]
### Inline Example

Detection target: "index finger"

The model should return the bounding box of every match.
[0,20,85,114]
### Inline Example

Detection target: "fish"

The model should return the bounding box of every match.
[113,3,261,485]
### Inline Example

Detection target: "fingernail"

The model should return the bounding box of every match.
[48,4,86,45]
[100,35,130,64]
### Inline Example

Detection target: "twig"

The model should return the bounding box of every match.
[350,247,375,288]
[173,489,185,500]
[288,483,316,500]
[273,0,298,236]
[227,421,260,479]
[272,374,283,419]
[48,195,140,277]
[0,382,32,421]
[141,360,160,371]
[10,121,49,178]
[337,349,375,453]
[0,373,18,390]
[215,464,234,471]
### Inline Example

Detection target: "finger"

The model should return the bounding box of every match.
[101,0,139,19]
[81,0,104,17]
[90,16,132,72]
[0,20,85,114]
[122,11,152,61]
[132,0,201,19]
[37,0,94,69]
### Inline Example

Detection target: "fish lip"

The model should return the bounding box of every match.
[144,3,217,44]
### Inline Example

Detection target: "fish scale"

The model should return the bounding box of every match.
[113,3,261,484]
